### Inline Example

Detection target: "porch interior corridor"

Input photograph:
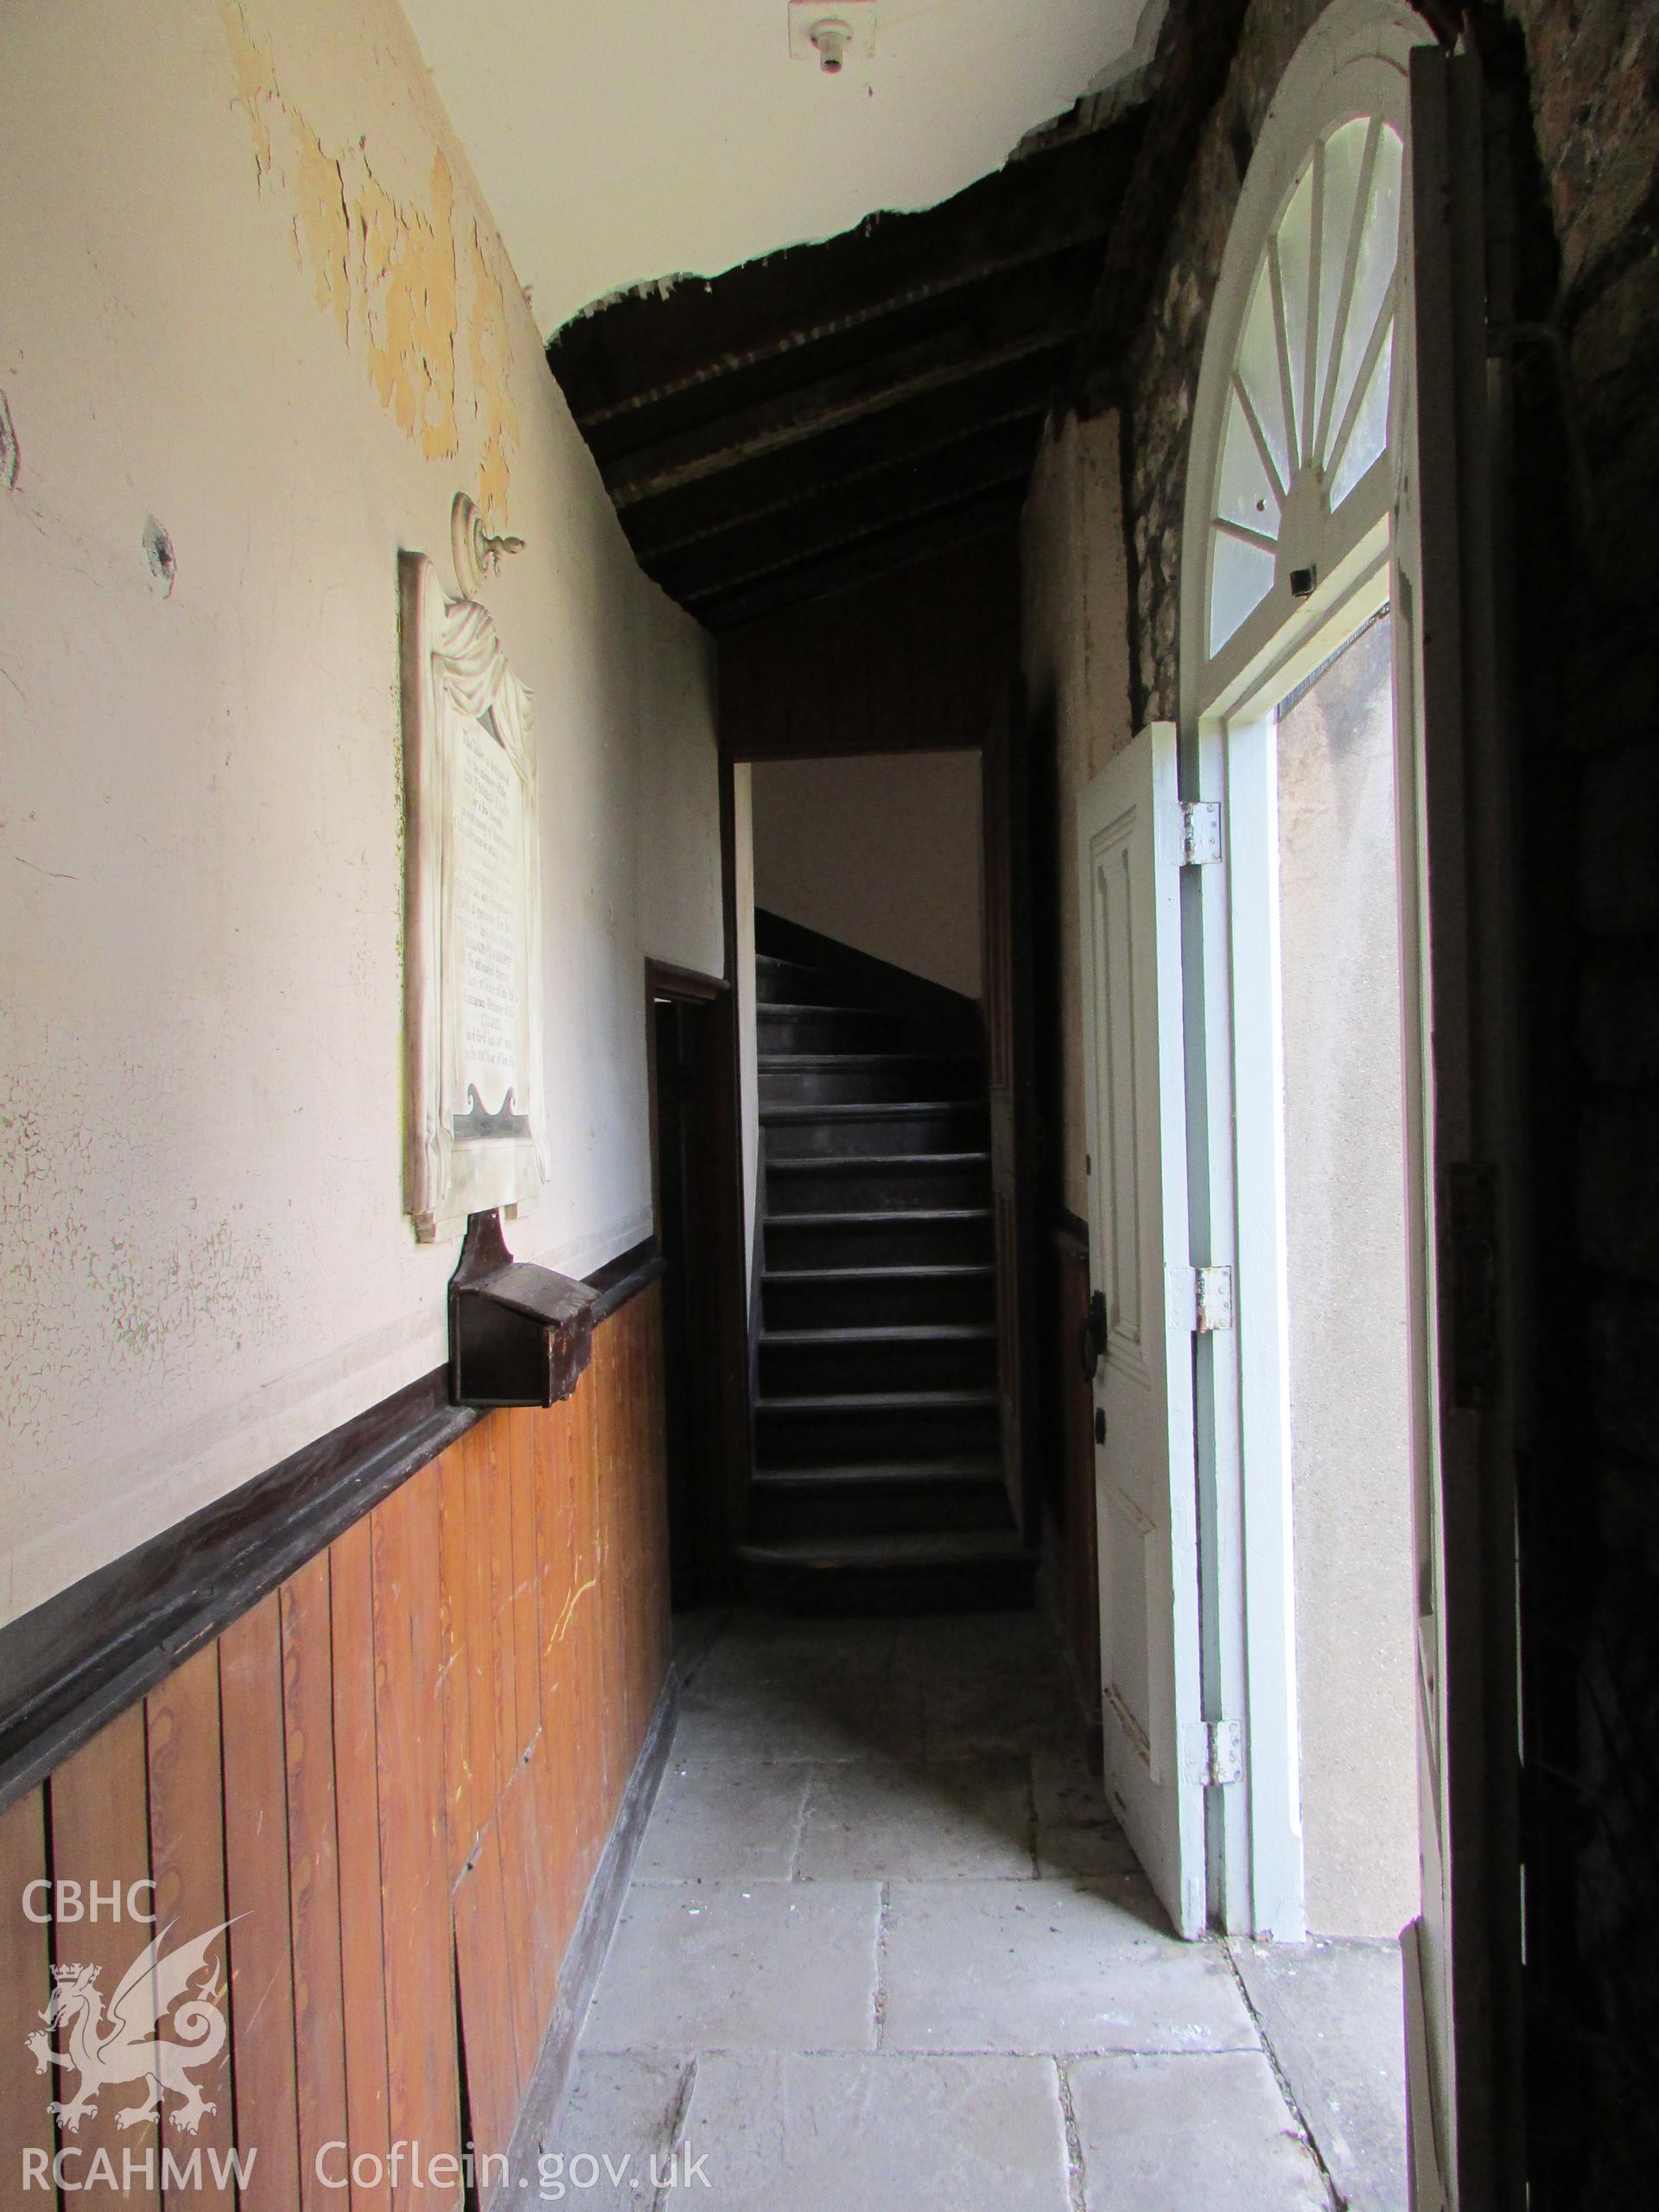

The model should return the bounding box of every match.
[547,1609,1409,2209]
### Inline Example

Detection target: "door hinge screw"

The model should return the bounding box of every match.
[1179,799,1223,866]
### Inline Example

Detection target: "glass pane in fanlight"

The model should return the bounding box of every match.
[1328,124,1403,462]
[1236,261,1291,492]
[1210,529,1275,658]
[1329,331,1393,507]
[1313,118,1372,454]
[1217,388,1281,537]
[1275,160,1316,467]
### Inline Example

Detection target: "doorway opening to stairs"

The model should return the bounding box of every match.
[738,747,1035,1611]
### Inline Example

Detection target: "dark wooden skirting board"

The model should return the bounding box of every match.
[0,1239,664,1815]
[496,1667,680,2204]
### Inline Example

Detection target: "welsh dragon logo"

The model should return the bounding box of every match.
[26,1921,232,2137]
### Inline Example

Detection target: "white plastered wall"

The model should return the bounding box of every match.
[751,751,983,1000]
[1020,410,1135,1216]
[0,0,721,1624]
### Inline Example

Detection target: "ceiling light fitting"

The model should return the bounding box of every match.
[788,0,875,75]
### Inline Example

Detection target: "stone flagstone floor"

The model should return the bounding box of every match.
[548,1607,1408,2211]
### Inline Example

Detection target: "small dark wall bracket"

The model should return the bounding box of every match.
[448,1211,596,1409]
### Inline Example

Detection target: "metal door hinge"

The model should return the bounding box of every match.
[1167,1263,1233,1335]
[1184,1719,1243,1787]
[1179,799,1223,866]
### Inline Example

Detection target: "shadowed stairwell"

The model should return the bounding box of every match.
[741,914,1035,1611]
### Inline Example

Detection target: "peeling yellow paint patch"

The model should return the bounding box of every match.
[215,1,521,500]
[218,0,278,181]
[293,128,351,342]
[468,225,519,526]
[357,151,459,462]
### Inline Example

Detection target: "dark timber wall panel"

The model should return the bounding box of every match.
[720,531,1020,761]
[5,1288,670,2209]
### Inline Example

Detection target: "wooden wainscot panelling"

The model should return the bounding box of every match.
[1,1789,54,2196]
[328,1517,392,2212]
[145,1642,236,2209]
[51,1704,165,2209]
[280,1558,351,2212]
[3,1265,674,2212]
[370,1463,463,2212]
[219,1594,302,2211]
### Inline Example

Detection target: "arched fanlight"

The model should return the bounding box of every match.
[1207,115,1404,661]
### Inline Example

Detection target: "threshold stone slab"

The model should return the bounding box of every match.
[881,1878,1260,2055]
[581,1879,880,2053]
[1069,2049,1328,2209]
[679,2050,1072,2212]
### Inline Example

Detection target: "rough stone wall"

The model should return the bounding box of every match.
[1501,3,1659,2202]
[1122,0,1326,723]
[1115,0,1659,2199]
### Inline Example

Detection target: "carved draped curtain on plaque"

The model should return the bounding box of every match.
[401,552,548,1242]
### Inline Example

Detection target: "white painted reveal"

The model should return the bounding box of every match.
[0,0,721,1623]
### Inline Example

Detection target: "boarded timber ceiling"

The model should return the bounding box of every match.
[545,111,1142,632]
[544,0,1250,633]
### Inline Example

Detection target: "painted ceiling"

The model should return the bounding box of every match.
[400,0,1165,334]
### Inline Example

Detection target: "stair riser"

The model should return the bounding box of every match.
[760,1335,996,1395]
[756,962,835,1007]
[748,1477,1011,1541]
[759,1008,903,1054]
[763,1273,995,1331]
[766,1216,993,1268]
[767,1162,988,1215]
[755,1402,1000,1468]
[760,1061,982,1107]
[765,1109,987,1159]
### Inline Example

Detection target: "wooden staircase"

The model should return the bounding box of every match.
[740,915,1036,1611]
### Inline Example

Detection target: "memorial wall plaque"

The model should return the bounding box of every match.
[400,544,547,1241]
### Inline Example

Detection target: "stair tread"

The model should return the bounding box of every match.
[752,1457,1002,1487]
[767,1150,991,1171]
[763,1264,994,1281]
[737,1531,1032,1567]
[760,1324,996,1346]
[759,1051,979,1069]
[770,1207,990,1226]
[758,1388,999,1414]
[760,1001,903,1019]
[763,1100,984,1121]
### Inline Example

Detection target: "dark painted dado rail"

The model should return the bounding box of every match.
[0,1237,664,1814]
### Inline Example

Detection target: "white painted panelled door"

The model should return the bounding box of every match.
[1077,723,1207,1940]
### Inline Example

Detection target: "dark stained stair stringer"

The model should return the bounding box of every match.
[741,912,1035,1611]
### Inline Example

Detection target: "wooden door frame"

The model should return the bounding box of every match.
[645,952,751,1601]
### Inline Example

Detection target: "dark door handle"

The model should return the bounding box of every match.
[1080,1288,1107,1379]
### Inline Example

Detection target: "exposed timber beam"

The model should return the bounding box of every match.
[607,315,1082,508]
[659,416,1038,608]
[625,350,1066,561]
[697,495,1022,632]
